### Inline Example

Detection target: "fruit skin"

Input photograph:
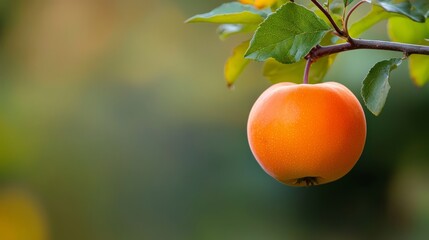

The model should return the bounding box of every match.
[247,82,366,186]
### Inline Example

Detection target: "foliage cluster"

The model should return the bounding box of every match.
[187,0,429,115]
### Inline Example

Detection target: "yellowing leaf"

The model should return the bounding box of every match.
[185,2,268,24]
[387,17,429,86]
[263,55,334,84]
[409,54,429,86]
[388,17,429,44]
[225,40,251,87]
[349,6,392,38]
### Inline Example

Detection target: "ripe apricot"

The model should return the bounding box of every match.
[247,82,366,186]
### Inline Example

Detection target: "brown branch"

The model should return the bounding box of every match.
[310,0,345,37]
[307,38,429,61]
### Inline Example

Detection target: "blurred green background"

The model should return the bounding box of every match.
[0,0,429,239]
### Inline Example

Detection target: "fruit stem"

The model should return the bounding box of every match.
[303,58,313,84]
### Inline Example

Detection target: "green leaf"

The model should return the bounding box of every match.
[263,32,337,84]
[185,2,269,24]
[344,0,355,6]
[371,0,428,22]
[263,55,333,84]
[271,0,289,11]
[361,58,402,116]
[217,24,258,40]
[387,17,429,86]
[409,55,429,86]
[413,0,429,18]
[245,3,331,64]
[224,40,251,87]
[349,6,392,37]
[387,17,429,44]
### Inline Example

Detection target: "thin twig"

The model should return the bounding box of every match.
[344,0,368,37]
[310,0,345,37]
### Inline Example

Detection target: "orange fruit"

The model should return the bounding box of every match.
[247,82,366,186]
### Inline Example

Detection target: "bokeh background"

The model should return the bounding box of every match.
[0,0,428,239]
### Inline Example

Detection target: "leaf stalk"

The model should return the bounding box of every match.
[344,0,368,37]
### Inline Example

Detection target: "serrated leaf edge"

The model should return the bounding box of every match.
[361,58,402,116]
[244,3,331,63]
